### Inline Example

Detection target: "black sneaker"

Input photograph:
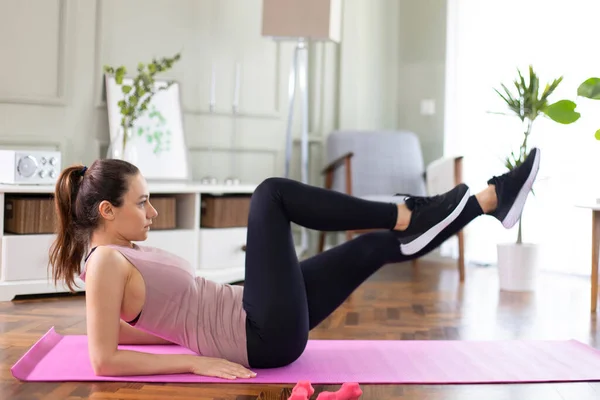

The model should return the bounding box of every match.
[487,147,541,229]
[394,183,470,255]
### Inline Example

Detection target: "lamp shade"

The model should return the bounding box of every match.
[261,0,342,42]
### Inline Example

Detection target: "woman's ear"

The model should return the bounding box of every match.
[98,200,115,221]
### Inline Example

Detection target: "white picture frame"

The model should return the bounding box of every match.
[104,75,191,181]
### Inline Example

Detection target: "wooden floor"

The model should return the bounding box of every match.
[2,258,600,399]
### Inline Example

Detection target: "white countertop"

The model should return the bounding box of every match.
[0,182,258,194]
[576,201,600,211]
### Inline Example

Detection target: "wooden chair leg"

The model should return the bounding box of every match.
[346,231,354,242]
[454,157,465,282]
[318,232,326,253]
[457,230,465,282]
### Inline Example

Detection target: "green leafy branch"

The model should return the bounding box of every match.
[104,52,181,151]
[492,65,580,244]
[575,78,600,139]
[493,66,580,168]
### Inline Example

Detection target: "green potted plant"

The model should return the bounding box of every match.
[104,52,181,162]
[492,65,580,291]
[575,77,600,139]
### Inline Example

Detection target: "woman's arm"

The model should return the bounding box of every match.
[85,247,190,375]
[84,247,255,379]
[118,319,173,345]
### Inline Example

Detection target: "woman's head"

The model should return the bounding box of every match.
[49,159,158,291]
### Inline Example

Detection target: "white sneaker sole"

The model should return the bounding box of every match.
[400,188,471,255]
[502,149,541,229]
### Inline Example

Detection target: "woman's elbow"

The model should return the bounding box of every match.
[90,353,116,376]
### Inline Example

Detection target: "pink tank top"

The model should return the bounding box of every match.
[80,243,249,367]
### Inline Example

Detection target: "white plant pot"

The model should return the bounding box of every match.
[497,243,540,292]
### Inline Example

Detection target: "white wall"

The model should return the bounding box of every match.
[1,0,447,183]
[337,0,447,166]
[397,0,447,165]
[0,0,339,187]
[338,0,400,131]
[1,0,448,256]
[445,0,600,273]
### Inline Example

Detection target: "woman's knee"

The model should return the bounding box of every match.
[250,336,308,368]
[253,177,285,197]
[246,312,309,368]
[252,177,292,204]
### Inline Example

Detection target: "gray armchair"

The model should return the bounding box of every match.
[318,130,466,281]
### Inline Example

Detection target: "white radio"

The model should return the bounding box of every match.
[0,149,62,185]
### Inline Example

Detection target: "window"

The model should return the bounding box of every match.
[444,0,600,275]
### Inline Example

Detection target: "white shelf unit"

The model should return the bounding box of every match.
[0,182,256,301]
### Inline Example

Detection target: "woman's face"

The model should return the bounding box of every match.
[111,173,158,242]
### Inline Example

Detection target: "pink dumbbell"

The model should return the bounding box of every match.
[315,382,362,400]
[289,380,315,400]
[288,387,308,400]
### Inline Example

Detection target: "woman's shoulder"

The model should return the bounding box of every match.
[90,245,126,258]
[81,245,131,280]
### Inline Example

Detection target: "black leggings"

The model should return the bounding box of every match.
[243,178,483,368]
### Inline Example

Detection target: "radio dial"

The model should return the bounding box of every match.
[17,156,38,178]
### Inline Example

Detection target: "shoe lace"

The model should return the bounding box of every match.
[398,193,443,210]
[488,167,517,192]
[488,175,502,186]
[410,195,443,208]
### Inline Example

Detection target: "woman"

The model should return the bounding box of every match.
[48,148,540,380]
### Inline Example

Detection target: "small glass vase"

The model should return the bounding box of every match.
[107,126,137,164]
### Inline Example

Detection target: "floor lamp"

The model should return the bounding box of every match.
[261,0,342,256]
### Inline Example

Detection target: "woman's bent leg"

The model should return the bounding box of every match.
[300,195,484,329]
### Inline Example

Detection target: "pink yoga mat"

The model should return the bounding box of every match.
[11,327,600,384]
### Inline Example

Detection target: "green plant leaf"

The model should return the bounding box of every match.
[494,88,512,107]
[137,127,144,136]
[504,155,515,171]
[543,100,580,124]
[147,135,153,143]
[115,67,126,84]
[540,77,562,104]
[578,78,600,100]
[496,84,522,119]
[108,53,181,135]
[595,129,600,140]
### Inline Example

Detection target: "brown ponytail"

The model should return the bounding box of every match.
[48,159,139,292]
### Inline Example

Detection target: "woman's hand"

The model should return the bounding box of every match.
[190,356,257,380]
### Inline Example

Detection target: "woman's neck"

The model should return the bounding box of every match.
[89,231,133,249]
